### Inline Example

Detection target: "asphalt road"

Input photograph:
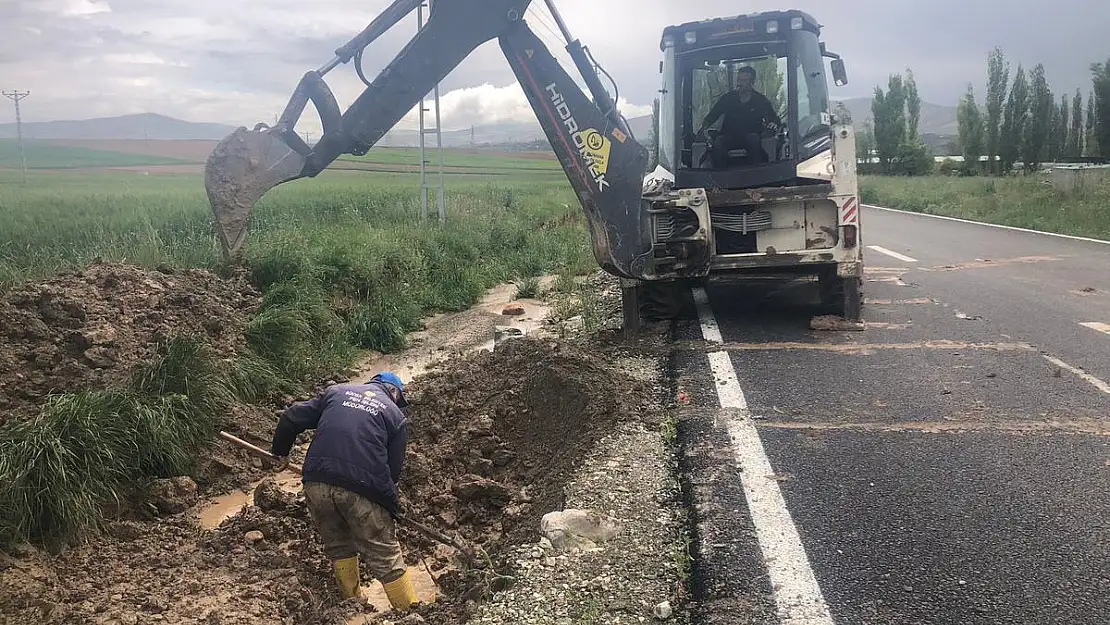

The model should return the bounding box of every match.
[675,207,1110,624]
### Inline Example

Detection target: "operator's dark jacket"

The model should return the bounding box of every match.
[271,382,408,515]
[704,90,781,138]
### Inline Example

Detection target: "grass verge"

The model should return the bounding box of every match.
[860,174,1110,241]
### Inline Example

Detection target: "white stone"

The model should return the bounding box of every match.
[653,601,673,620]
[540,509,620,553]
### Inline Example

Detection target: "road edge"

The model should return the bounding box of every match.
[863,204,1110,246]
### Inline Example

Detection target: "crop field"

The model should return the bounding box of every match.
[0,139,192,169]
[0,138,563,177]
[0,159,591,340]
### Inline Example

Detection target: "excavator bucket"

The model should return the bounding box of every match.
[204,127,307,259]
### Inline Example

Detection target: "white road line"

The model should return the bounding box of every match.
[692,287,724,344]
[1080,322,1110,337]
[692,287,834,625]
[1043,355,1110,395]
[865,204,1110,246]
[867,245,918,263]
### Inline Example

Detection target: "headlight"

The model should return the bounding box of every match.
[684,31,697,44]
[766,21,779,34]
[791,17,804,30]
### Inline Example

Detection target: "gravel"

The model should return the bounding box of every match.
[464,355,689,624]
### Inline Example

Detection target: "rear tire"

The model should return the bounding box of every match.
[640,281,684,322]
[841,276,862,321]
[818,269,862,321]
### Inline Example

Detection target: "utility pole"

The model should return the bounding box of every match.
[3,90,30,184]
[416,0,446,222]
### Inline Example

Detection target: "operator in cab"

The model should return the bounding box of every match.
[697,65,782,167]
[269,372,418,611]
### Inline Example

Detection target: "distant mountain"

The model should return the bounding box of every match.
[834,97,959,136]
[0,113,238,140]
[379,114,658,149]
[378,121,549,148]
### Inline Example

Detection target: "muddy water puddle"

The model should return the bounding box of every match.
[357,278,555,381]
[196,472,302,529]
[348,566,441,623]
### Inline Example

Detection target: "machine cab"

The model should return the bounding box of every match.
[656,10,848,191]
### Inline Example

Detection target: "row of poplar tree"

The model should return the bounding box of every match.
[854,49,1110,176]
[957,48,1110,175]
[850,70,934,176]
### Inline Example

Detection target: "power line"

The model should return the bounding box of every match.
[2,90,30,184]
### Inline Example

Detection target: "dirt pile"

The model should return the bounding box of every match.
[0,261,260,423]
[393,336,658,621]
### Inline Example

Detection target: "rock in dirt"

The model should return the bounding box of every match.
[148,477,199,515]
[253,477,296,512]
[653,600,673,619]
[244,530,265,545]
[540,509,620,553]
[501,304,526,316]
[810,314,864,332]
[452,475,514,507]
[493,325,524,346]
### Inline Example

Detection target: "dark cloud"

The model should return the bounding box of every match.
[2,0,1107,130]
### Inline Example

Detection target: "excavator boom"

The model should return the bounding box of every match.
[205,0,652,279]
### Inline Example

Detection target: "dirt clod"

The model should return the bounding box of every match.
[451,475,514,507]
[810,314,865,331]
[148,477,200,515]
[253,478,296,512]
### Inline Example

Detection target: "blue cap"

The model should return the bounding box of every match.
[370,371,404,392]
[370,372,408,408]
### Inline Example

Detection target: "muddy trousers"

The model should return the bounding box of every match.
[303,482,416,609]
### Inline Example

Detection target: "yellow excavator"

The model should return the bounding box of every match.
[204,1,863,330]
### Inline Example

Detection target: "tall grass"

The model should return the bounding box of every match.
[860,175,1110,240]
[0,337,230,546]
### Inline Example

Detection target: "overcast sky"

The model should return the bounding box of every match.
[3,0,1109,133]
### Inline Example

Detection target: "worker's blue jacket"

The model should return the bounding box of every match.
[270,382,408,515]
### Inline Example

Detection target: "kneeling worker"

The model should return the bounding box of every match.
[270,372,416,610]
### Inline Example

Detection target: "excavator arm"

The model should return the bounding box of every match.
[205,0,656,279]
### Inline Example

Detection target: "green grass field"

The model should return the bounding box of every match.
[0,140,191,169]
[339,146,561,171]
[0,156,597,545]
[860,175,1110,241]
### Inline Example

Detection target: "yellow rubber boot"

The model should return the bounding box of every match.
[381,569,418,610]
[333,556,361,600]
